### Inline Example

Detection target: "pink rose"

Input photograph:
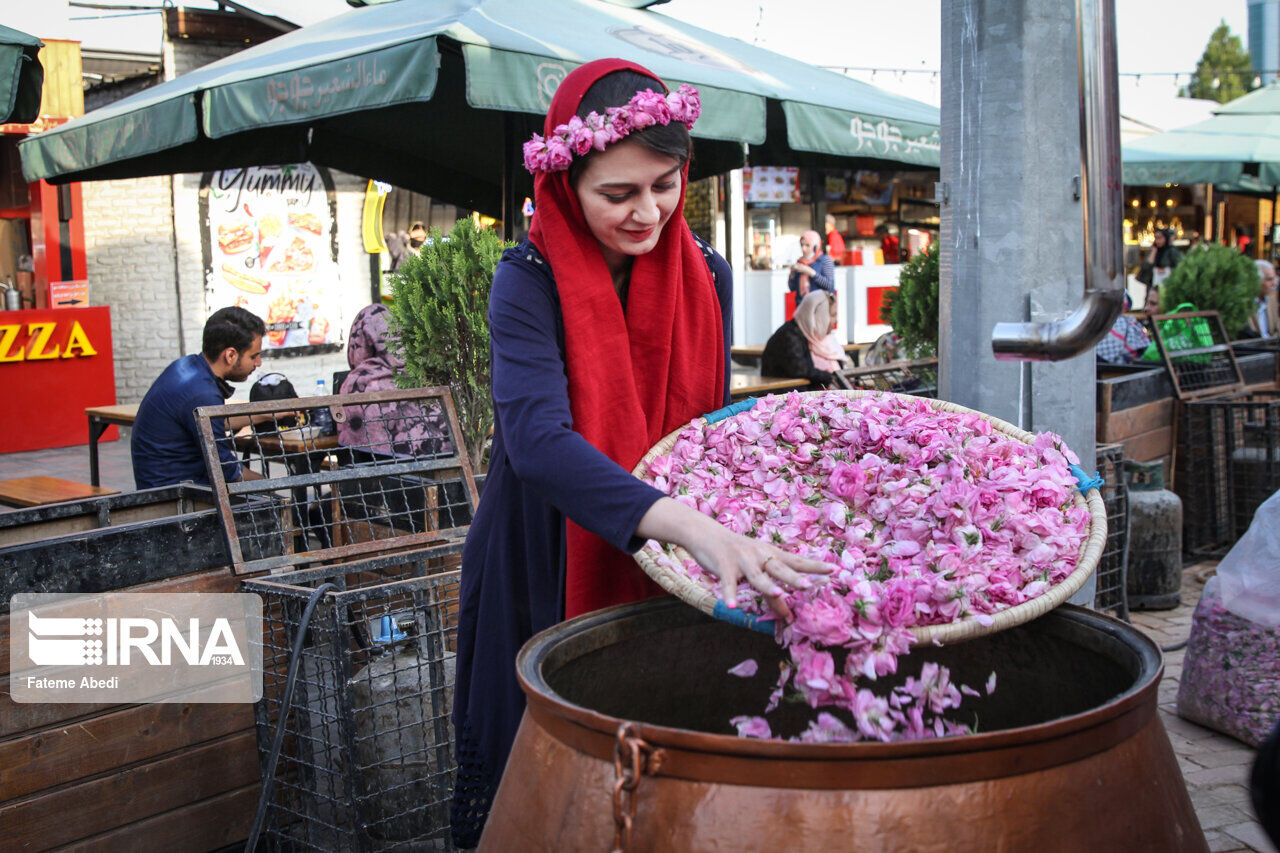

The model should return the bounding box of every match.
[543,135,573,170]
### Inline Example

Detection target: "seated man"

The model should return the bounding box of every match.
[131,306,268,489]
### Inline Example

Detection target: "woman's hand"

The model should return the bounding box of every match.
[791,261,814,275]
[1146,247,1157,265]
[635,497,834,620]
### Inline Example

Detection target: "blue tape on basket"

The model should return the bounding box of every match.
[704,397,758,425]
[712,599,777,635]
[1069,463,1104,494]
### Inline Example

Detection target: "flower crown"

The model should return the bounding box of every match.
[523,84,701,174]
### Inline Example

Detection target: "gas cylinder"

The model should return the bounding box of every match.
[347,615,456,842]
[1127,486,1184,610]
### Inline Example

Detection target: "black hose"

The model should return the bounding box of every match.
[244,582,337,853]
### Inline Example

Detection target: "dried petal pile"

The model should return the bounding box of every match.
[641,392,1090,742]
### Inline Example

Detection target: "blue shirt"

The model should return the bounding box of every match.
[131,354,241,489]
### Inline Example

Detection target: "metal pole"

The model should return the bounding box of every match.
[989,0,1125,360]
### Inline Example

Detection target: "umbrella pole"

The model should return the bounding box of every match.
[502,114,516,242]
[1273,186,1279,260]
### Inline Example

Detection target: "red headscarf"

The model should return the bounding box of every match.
[527,58,725,619]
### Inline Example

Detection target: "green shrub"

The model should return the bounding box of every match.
[878,243,939,356]
[1159,244,1259,336]
[387,217,511,471]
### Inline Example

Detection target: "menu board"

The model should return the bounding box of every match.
[200,163,341,351]
[743,166,800,203]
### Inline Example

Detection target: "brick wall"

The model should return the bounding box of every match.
[81,175,182,403]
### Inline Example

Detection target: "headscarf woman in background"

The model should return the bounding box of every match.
[338,303,452,457]
[450,59,830,846]
[761,290,843,388]
[787,229,834,309]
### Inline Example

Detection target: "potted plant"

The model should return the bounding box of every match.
[879,243,939,357]
[387,217,510,473]
[1158,244,1259,337]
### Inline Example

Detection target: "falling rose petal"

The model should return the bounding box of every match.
[986,671,998,696]
[728,659,759,678]
[730,715,772,739]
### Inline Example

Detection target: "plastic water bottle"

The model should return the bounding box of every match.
[312,378,336,435]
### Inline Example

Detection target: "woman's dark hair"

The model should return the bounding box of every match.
[568,70,692,184]
[203,306,265,360]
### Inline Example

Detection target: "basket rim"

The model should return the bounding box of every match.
[630,389,1106,646]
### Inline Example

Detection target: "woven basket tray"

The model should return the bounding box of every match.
[630,389,1108,647]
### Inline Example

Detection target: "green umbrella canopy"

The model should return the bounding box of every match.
[0,24,44,125]
[1122,83,1280,189]
[18,0,938,216]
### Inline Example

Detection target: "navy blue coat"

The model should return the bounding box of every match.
[450,238,732,845]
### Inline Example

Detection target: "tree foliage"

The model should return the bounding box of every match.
[879,243,939,356]
[1159,244,1259,336]
[1181,21,1255,103]
[386,217,510,471]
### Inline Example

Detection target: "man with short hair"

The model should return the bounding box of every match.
[131,307,268,489]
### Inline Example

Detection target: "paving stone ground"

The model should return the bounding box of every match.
[0,445,1277,850]
[1130,561,1276,853]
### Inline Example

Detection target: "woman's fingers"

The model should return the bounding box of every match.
[718,564,742,609]
[742,557,792,620]
[761,557,816,591]
[781,552,836,576]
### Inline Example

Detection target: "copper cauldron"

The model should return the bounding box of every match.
[482,598,1205,852]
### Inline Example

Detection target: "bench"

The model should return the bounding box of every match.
[0,476,118,508]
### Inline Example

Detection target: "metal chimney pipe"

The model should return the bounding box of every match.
[990,0,1124,361]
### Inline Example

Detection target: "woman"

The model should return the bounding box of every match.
[450,59,831,846]
[1136,228,1182,294]
[761,290,843,388]
[338,303,452,457]
[787,230,834,309]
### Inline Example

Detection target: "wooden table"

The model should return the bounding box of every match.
[232,429,341,456]
[731,343,863,367]
[85,403,140,487]
[729,374,810,400]
[0,476,118,508]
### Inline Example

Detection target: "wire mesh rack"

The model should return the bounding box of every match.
[243,553,462,851]
[195,387,477,575]
[833,357,938,397]
[1177,390,1280,556]
[195,387,477,850]
[1149,310,1244,400]
[1093,443,1129,621]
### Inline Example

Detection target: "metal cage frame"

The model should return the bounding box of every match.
[195,386,479,575]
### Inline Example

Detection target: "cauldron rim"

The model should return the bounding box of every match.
[514,598,1163,786]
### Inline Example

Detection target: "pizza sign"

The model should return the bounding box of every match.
[200,163,341,351]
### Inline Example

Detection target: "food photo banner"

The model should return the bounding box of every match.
[200,163,341,352]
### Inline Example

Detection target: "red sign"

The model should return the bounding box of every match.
[0,307,116,453]
[865,285,898,327]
